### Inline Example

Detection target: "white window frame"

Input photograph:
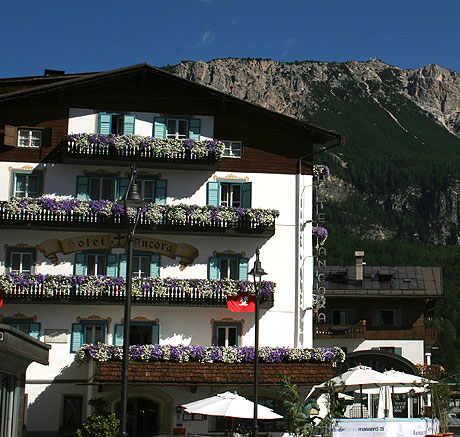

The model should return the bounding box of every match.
[137,179,155,203]
[132,255,150,278]
[13,172,41,198]
[86,254,107,276]
[88,176,114,200]
[9,250,33,274]
[220,182,242,207]
[83,324,105,344]
[17,129,42,148]
[222,140,242,158]
[219,257,239,280]
[166,118,188,139]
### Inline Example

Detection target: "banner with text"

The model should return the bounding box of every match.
[37,234,199,267]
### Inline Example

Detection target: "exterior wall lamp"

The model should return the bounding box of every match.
[248,248,266,437]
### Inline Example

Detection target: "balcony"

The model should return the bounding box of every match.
[1,274,275,308]
[0,199,277,237]
[62,134,224,170]
[314,324,437,343]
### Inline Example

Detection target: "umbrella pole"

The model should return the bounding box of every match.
[360,385,363,418]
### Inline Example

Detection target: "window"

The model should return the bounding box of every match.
[12,170,43,198]
[18,129,42,148]
[323,309,356,325]
[167,119,188,139]
[62,395,83,430]
[7,248,35,274]
[220,183,242,207]
[119,253,160,278]
[76,175,115,201]
[4,125,51,148]
[371,346,402,356]
[372,309,402,328]
[71,321,108,352]
[98,113,135,135]
[208,255,248,280]
[222,141,242,158]
[213,322,241,347]
[3,318,41,340]
[117,177,167,204]
[114,322,159,346]
[207,181,252,208]
[74,253,118,276]
[153,117,201,140]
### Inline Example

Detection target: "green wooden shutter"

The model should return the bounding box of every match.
[151,324,160,344]
[242,182,252,208]
[395,309,402,327]
[207,182,219,206]
[98,113,112,134]
[208,257,219,280]
[154,117,166,139]
[123,114,136,135]
[76,176,90,200]
[118,177,129,200]
[189,119,201,140]
[119,254,127,278]
[239,258,249,280]
[394,347,402,356]
[372,310,381,327]
[75,253,86,275]
[154,179,167,204]
[71,323,83,352]
[107,254,118,277]
[324,309,333,324]
[29,323,41,340]
[114,324,124,346]
[150,254,160,277]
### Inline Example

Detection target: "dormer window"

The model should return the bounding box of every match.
[379,272,394,282]
[332,271,348,284]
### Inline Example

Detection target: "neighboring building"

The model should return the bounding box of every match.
[0,64,345,436]
[0,324,50,437]
[314,251,442,374]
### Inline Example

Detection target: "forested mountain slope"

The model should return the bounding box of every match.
[167,58,460,372]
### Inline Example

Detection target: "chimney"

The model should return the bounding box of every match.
[355,251,364,281]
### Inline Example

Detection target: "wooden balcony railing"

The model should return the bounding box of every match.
[3,281,274,308]
[62,138,222,169]
[0,203,276,237]
[314,324,437,342]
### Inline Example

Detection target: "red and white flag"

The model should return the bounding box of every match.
[227,293,255,312]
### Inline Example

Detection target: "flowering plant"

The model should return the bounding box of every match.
[0,272,276,298]
[313,164,330,178]
[2,197,279,227]
[75,344,345,366]
[66,133,225,159]
[312,226,328,243]
[313,293,326,311]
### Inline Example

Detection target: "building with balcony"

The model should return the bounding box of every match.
[0,64,345,436]
[314,251,442,374]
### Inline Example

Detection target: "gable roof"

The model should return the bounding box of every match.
[314,266,442,297]
[0,63,344,146]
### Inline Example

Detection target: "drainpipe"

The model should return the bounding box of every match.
[294,136,346,348]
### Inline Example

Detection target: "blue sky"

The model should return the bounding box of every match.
[2,0,460,78]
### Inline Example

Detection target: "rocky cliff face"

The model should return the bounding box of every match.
[170,58,460,137]
[168,58,460,245]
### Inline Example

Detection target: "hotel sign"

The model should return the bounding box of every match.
[37,234,199,267]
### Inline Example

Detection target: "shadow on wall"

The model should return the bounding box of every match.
[168,170,215,203]
[24,360,89,437]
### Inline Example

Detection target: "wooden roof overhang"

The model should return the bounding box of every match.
[93,361,336,386]
[0,63,344,164]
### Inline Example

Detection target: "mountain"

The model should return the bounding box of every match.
[166,58,460,373]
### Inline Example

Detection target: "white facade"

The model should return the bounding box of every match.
[0,104,319,435]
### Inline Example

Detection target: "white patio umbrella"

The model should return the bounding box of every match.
[182,391,283,420]
[307,365,398,418]
[377,386,393,418]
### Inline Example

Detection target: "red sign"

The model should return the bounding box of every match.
[227,293,255,312]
